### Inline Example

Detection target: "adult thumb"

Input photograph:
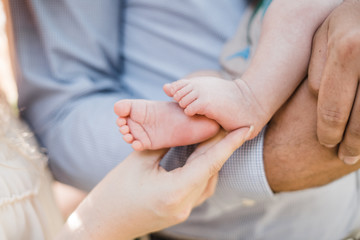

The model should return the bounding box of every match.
[184,127,253,178]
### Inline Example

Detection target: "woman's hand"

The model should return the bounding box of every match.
[57,128,250,240]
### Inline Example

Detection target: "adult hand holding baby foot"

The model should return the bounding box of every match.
[58,129,250,240]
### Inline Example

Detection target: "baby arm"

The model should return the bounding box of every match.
[242,0,342,125]
[164,0,342,139]
[115,0,342,150]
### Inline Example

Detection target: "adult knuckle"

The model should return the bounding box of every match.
[190,178,203,189]
[312,29,320,43]
[155,193,183,217]
[156,189,191,223]
[173,208,191,223]
[342,143,360,157]
[333,31,360,60]
[153,199,168,216]
[348,121,360,139]
[318,106,347,127]
[152,203,168,219]
[153,199,190,224]
[163,194,182,209]
[205,184,216,199]
[307,79,320,96]
[208,160,222,176]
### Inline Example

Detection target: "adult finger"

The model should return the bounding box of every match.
[184,127,253,179]
[339,83,360,165]
[307,20,328,97]
[166,128,251,218]
[193,173,219,207]
[316,0,360,148]
[316,45,358,147]
[127,149,169,169]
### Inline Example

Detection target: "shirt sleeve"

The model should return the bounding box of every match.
[217,127,274,200]
[161,127,274,201]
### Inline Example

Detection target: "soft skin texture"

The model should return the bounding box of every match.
[165,0,341,139]
[116,0,342,150]
[241,0,341,122]
[56,129,250,240]
[114,71,222,151]
[114,78,360,193]
[8,1,360,238]
[163,77,266,136]
[114,100,220,151]
[308,0,360,164]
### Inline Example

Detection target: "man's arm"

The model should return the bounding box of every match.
[264,79,360,192]
[263,0,360,192]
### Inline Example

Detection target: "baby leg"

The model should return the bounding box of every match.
[114,100,220,151]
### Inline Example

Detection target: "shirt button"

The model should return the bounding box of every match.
[241,198,255,206]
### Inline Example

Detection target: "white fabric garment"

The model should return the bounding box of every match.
[0,93,63,240]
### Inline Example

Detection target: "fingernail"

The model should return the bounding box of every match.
[343,156,360,165]
[245,126,255,141]
[322,143,337,148]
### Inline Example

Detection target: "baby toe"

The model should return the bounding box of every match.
[119,125,130,134]
[116,117,127,127]
[132,140,144,151]
[114,100,132,117]
[123,134,134,143]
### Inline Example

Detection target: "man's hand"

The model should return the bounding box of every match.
[265,80,360,192]
[308,0,360,165]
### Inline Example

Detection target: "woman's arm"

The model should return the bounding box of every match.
[56,128,250,240]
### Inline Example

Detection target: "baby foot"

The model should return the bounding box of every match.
[163,77,268,138]
[114,99,220,151]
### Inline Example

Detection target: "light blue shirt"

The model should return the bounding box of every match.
[9,0,360,239]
